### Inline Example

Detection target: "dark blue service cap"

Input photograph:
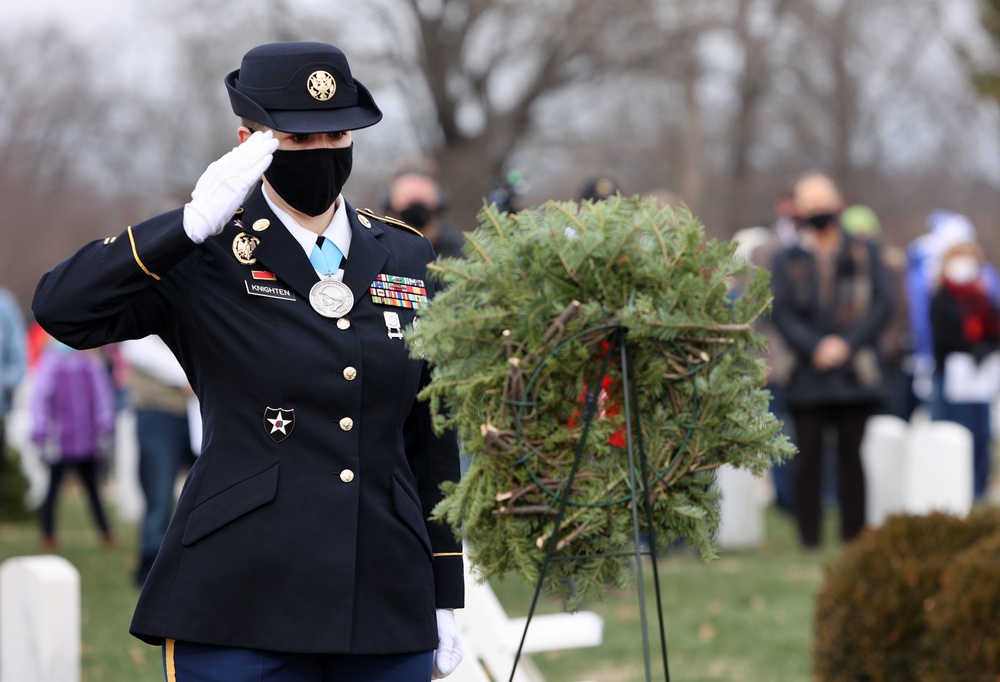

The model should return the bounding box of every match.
[225,42,382,134]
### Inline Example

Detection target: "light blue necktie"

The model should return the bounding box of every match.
[309,236,344,276]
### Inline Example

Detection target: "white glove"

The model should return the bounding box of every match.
[432,609,463,679]
[183,130,279,243]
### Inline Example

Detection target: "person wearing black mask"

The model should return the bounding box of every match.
[769,173,893,550]
[32,42,464,681]
[383,159,465,259]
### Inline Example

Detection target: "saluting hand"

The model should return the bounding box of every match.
[183,130,279,243]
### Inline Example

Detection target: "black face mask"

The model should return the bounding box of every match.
[264,145,353,217]
[399,202,434,229]
[802,212,837,230]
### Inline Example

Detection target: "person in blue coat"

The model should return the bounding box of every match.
[0,287,26,461]
[33,41,464,682]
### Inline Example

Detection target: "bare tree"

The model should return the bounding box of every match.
[719,0,797,230]
[362,0,674,222]
[776,0,947,185]
[6,0,1000,308]
[0,27,150,306]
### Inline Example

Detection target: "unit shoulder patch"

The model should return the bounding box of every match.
[356,208,426,238]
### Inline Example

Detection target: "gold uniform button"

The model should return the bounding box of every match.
[252,218,270,232]
[336,318,351,330]
[340,469,355,483]
[343,367,358,381]
[339,417,354,431]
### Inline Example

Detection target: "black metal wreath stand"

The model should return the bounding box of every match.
[507,330,671,682]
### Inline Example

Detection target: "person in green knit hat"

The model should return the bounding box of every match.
[840,204,881,239]
[840,204,916,420]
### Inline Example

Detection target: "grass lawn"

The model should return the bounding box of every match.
[0,483,160,681]
[492,509,839,682]
[0,483,841,682]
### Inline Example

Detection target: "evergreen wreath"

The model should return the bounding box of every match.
[409,195,793,607]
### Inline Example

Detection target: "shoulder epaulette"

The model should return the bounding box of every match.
[357,208,425,238]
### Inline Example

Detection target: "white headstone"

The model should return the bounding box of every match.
[716,464,765,550]
[860,414,909,528]
[0,556,80,682]
[901,420,974,516]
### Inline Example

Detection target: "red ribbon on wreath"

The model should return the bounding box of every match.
[567,341,628,448]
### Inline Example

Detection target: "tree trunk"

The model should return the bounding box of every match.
[437,135,506,231]
[678,55,705,213]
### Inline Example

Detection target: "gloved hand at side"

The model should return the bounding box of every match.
[184,130,278,243]
[432,609,463,679]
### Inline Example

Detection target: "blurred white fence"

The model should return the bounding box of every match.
[451,555,603,682]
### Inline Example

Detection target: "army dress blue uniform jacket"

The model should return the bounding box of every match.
[32,185,464,655]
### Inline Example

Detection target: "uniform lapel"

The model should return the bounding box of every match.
[236,191,388,309]
[342,201,388,306]
[242,187,321,302]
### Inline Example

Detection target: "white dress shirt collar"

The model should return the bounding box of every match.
[262,186,352,281]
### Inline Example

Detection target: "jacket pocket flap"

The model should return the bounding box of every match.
[391,476,432,557]
[182,463,279,546]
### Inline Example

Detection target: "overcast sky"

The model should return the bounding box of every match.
[5,0,984,37]
[4,0,137,33]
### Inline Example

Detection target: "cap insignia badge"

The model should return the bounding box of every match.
[233,232,260,265]
[307,70,337,101]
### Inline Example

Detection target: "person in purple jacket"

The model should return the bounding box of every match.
[30,339,116,551]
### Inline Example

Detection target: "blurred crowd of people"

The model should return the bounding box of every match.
[743,173,1000,549]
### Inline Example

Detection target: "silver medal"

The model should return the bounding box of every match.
[309,279,354,318]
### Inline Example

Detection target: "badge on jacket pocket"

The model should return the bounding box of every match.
[263,407,295,442]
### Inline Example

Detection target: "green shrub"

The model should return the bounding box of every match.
[0,445,33,522]
[920,532,1000,682]
[813,510,1000,682]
